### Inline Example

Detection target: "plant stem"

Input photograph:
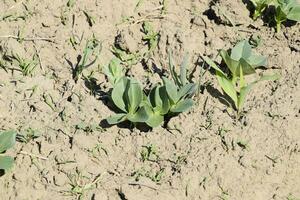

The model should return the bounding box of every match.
[276,22,281,33]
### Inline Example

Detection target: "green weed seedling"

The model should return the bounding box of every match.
[10,53,37,76]
[251,0,274,20]
[203,40,279,115]
[16,128,40,143]
[112,45,141,67]
[73,37,101,82]
[142,22,159,53]
[0,130,17,175]
[140,144,159,162]
[66,169,102,200]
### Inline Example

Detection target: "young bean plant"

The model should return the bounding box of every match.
[275,0,300,32]
[203,40,279,115]
[0,130,17,175]
[104,59,148,125]
[104,53,197,128]
[250,0,300,32]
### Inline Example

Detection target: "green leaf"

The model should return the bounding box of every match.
[220,50,240,76]
[180,53,189,86]
[216,71,238,108]
[162,77,179,103]
[171,99,194,113]
[239,58,256,75]
[247,54,267,68]
[202,56,226,77]
[111,77,129,112]
[287,5,300,21]
[168,52,180,86]
[0,130,17,153]
[146,112,164,128]
[127,107,149,123]
[104,58,123,84]
[159,86,170,115]
[0,155,14,171]
[238,83,255,112]
[127,79,143,113]
[106,113,127,125]
[149,86,162,108]
[231,40,252,60]
[178,83,196,99]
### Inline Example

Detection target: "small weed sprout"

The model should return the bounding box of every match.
[10,53,38,76]
[142,22,160,53]
[250,0,274,20]
[73,36,101,82]
[203,40,279,115]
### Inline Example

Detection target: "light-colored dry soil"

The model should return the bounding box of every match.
[0,0,299,200]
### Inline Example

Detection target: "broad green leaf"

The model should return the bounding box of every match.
[105,58,123,84]
[149,86,163,108]
[220,50,240,76]
[239,58,256,75]
[146,112,164,128]
[127,107,148,123]
[247,54,267,68]
[127,79,143,113]
[180,53,189,86]
[216,71,238,108]
[111,77,129,112]
[231,40,252,60]
[162,77,179,103]
[0,130,17,153]
[170,99,194,113]
[106,113,127,124]
[287,6,300,21]
[149,86,171,115]
[238,83,255,112]
[178,83,196,99]
[0,155,14,171]
[202,56,226,77]
[159,86,170,115]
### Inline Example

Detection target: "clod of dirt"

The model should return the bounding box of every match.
[115,30,139,53]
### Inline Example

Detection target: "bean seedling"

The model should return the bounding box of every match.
[275,0,300,32]
[249,0,300,32]
[203,40,279,115]
[105,77,148,126]
[104,53,197,128]
[163,52,197,113]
